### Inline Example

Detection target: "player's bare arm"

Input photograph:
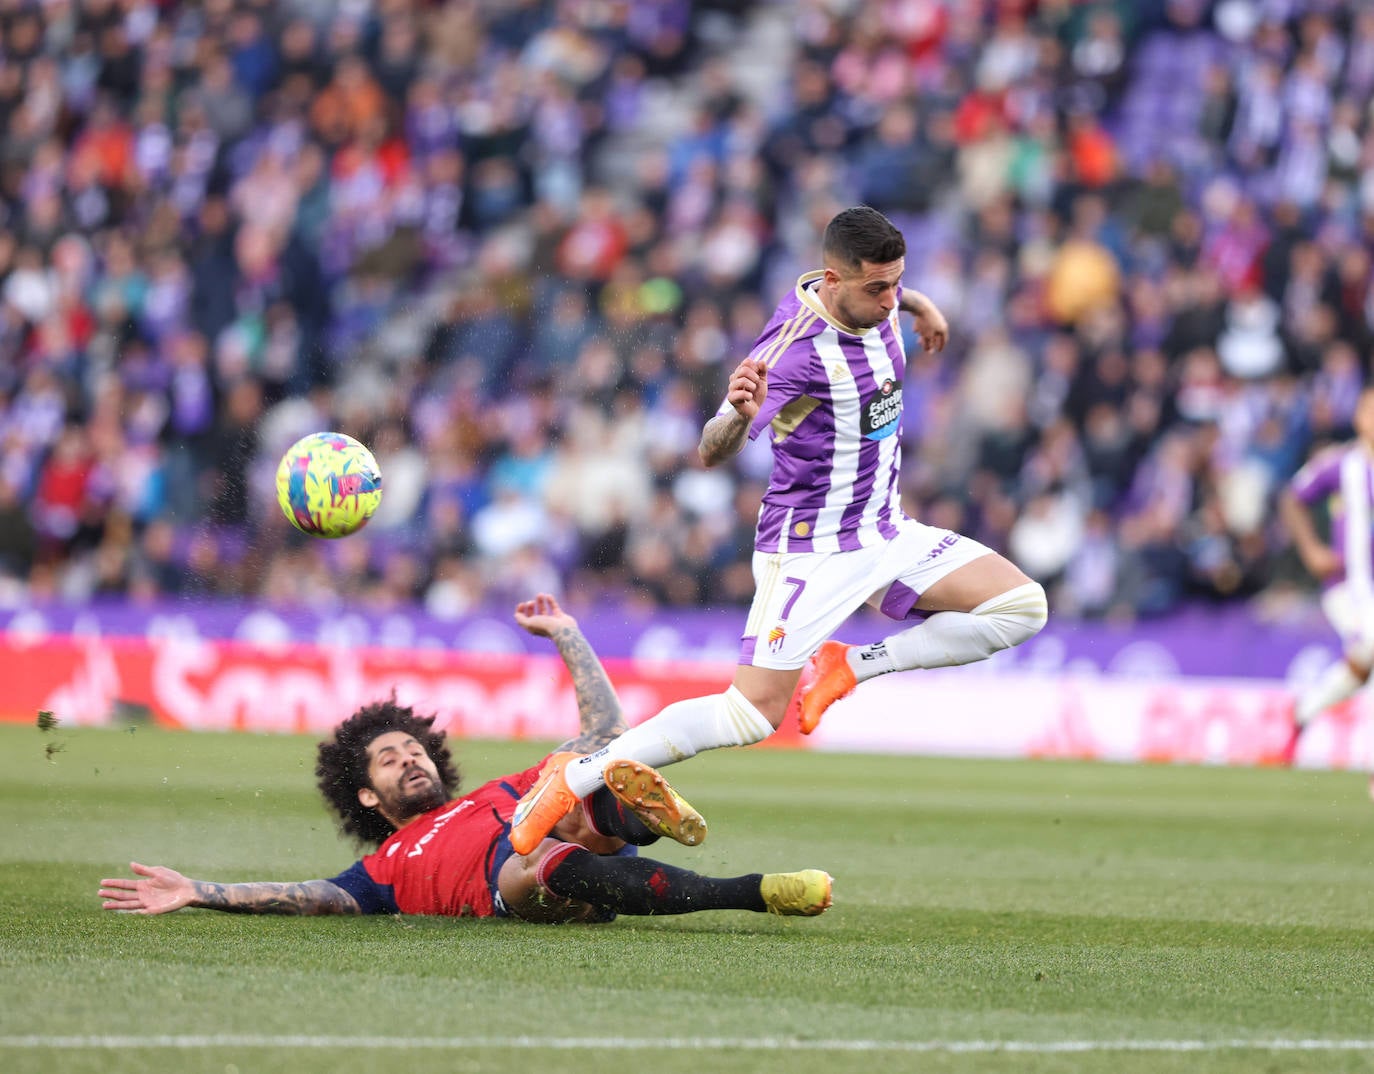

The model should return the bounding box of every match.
[699,358,767,467]
[515,594,628,751]
[1279,488,1340,580]
[99,861,361,916]
[188,879,362,915]
[898,289,948,353]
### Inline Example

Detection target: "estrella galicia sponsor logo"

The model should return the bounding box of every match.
[860,379,902,440]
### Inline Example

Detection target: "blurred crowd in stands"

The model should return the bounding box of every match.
[0,0,1370,622]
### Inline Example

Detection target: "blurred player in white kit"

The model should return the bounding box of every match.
[1280,386,1374,766]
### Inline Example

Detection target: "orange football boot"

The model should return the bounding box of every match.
[509,751,581,855]
[797,641,858,734]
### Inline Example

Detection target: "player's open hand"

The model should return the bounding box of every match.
[514,593,577,637]
[99,862,195,915]
[726,358,767,421]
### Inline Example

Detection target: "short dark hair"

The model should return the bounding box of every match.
[315,697,461,847]
[823,206,906,270]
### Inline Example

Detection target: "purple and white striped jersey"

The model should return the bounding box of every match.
[724,270,908,553]
[1290,441,1374,590]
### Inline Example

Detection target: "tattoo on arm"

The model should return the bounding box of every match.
[699,413,750,467]
[191,879,361,916]
[548,622,628,752]
[898,288,928,315]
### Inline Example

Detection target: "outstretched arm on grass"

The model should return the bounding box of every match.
[99,861,361,915]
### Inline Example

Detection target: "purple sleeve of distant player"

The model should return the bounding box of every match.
[1289,450,1341,504]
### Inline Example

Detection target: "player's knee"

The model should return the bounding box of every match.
[1345,647,1374,681]
[978,581,1048,649]
[724,684,785,737]
[503,842,597,924]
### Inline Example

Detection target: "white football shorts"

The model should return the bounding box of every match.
[1321,580,1374,665]
[739,518,994,669]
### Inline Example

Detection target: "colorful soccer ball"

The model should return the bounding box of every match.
[275,432,383,538]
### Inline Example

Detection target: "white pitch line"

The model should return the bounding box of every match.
[2,1036,1374,1053]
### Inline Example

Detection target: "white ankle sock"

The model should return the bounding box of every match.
[563,686,775,798]
[850,581,1048,683]
[1296,660,1365,726]
[847,641,896,681]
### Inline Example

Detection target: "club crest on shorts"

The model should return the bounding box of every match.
[767,624,787,652]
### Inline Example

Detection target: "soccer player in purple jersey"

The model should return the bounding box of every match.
[1278,387,1374,764]
[510,206,1047,854]
[98,594,832,923]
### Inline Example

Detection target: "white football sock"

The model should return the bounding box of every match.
[563,686,775,798]
[851,581,1048,682]
[847,640,896,681]
[1296,660,1365,726]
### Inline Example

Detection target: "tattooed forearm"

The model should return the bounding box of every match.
[190,879,361,916]
[548,622,627,751]
[698,412,750,467]
[898,288,931,315]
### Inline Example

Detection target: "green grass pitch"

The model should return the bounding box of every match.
[2,721,1373,1074]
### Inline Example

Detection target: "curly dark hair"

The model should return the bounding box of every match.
[823,205,906,269]
[315,697,461,847]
